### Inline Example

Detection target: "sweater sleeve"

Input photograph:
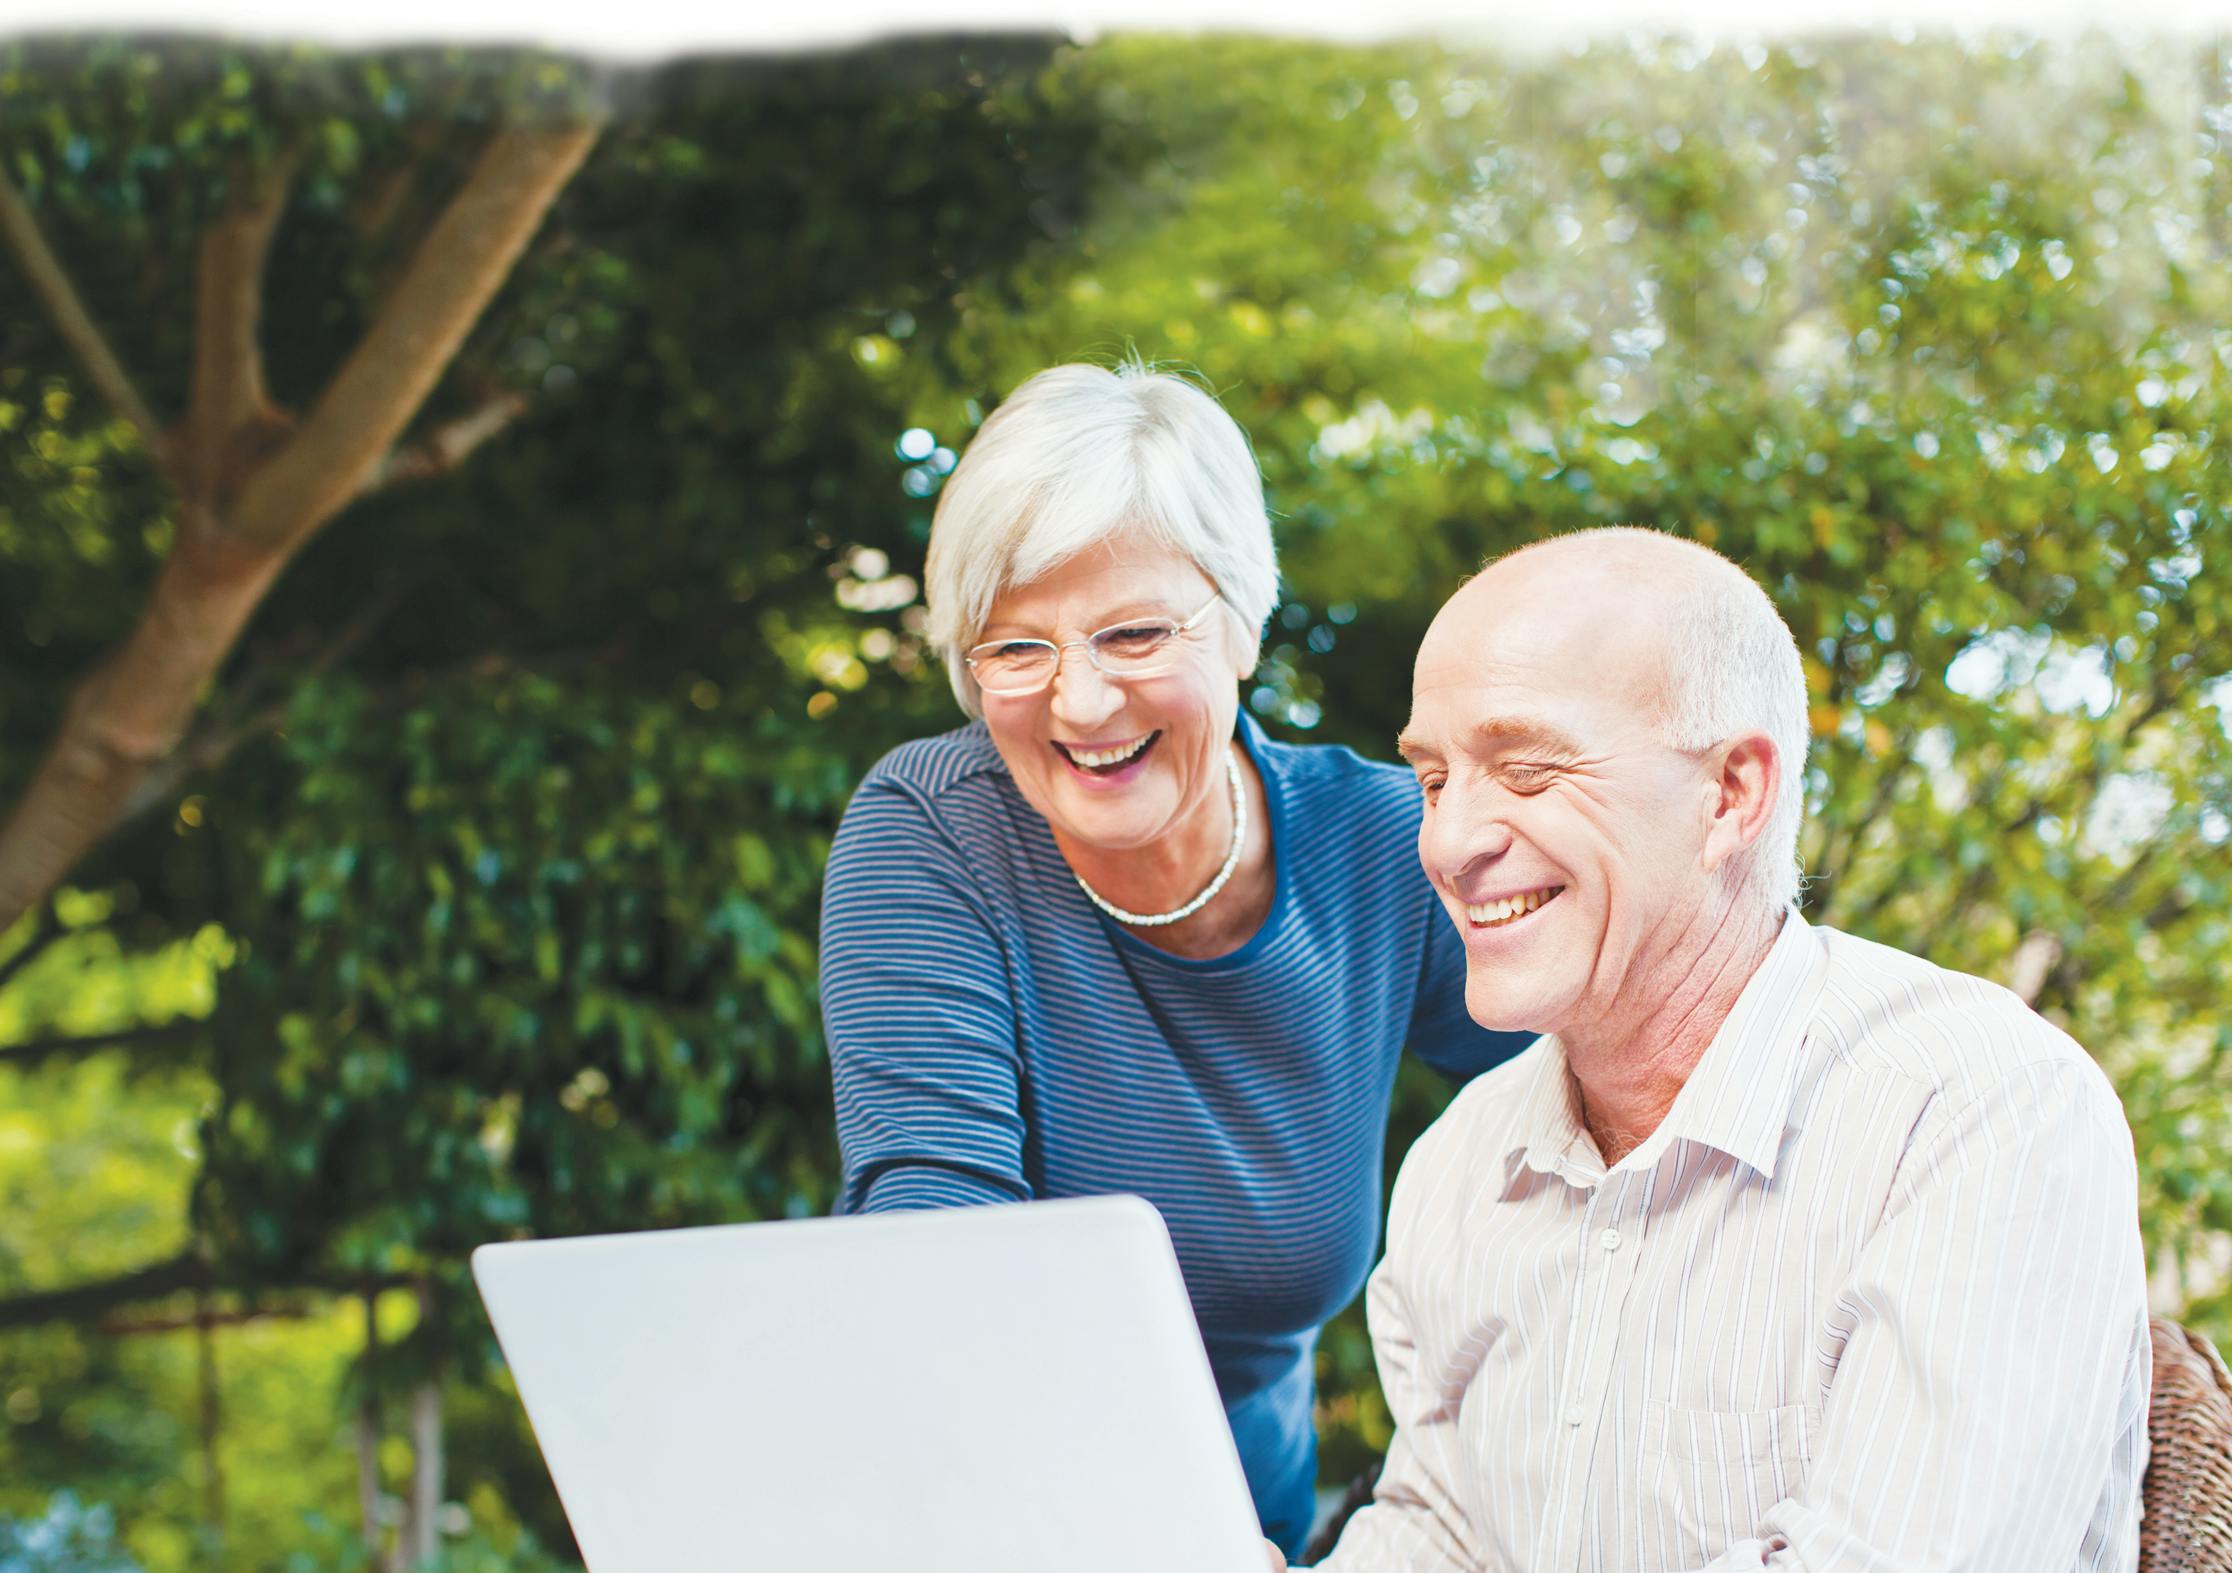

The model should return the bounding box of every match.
[819,777,1031,1213]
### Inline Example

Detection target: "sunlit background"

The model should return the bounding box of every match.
[0,20,2227,1571]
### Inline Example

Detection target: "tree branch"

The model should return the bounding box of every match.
[180,149,300,507]
[112,564,425,833]
[101,1298,318,1338]
[0,518,293,931]
[1805,727,1917,922]
[0,1254,412,1332]
[1853,679,2186,947]
[229,122,601,549]
[2007,930,2062,1005]
[1938,684,2186,926]
[0,898,61,995]
[363,391,531,493]
[0,1253,208,1330]
[0,161,168,470]
[0,1020,201,1068]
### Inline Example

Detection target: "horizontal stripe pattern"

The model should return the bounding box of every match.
[1316,912,2150,1573]
[819,713,1531,1547]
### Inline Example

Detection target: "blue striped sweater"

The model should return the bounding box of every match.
[819,713,1529,1553]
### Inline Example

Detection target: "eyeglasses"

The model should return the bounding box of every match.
[964,594,1226,696]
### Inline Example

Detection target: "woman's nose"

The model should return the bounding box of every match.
[1047,644,1124,725]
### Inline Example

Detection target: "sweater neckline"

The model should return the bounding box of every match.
[1085,712,1294,973]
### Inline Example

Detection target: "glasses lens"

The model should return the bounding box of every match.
[969,640,1056,692]
[1089,620,1180,669]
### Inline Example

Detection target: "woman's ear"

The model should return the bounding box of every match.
[1227,606,1260,682]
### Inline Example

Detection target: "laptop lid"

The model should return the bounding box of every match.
[471,1194,1268,1573]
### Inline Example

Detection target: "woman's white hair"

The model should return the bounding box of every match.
[924,362,1280,717]
[1504,527,1812,913]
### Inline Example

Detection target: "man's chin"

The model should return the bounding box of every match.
[1463,994,1543,1036]
[1463,973,1559,1036]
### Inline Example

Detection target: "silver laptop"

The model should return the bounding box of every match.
[471,1194,1267,1573]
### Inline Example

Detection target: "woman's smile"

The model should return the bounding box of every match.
[1053,730,1161,782]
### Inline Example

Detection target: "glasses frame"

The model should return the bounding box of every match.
[964,593,1226,696]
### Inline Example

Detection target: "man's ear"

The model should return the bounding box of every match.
[1700,732,1779,879]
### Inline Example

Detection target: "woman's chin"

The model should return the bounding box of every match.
[1041,778,1178,852]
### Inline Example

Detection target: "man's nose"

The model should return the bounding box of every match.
[1421,775,1514,883]
[1047,644,1124,728]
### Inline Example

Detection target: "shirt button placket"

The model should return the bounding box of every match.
[1539,1188,1598,1572]
[1550,1181,1647,1573]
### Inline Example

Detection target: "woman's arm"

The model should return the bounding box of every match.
[820,779,1031,1213]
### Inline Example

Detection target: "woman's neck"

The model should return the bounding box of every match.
[1055,746,1277,961]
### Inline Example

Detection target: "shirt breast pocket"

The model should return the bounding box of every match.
[1641,1400,1812,1566]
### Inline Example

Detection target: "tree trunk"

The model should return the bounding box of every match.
[196,1293,226,1549]
[357,1294,394,1573]
[409,1374,445,1568]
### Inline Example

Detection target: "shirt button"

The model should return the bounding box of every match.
[1564,1403,1584,1427]
[1600,1228,1622,1252]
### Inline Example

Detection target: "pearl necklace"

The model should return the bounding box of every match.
[1074,749,1247,927]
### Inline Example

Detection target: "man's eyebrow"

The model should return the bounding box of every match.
[1398,717,1581,764]
[1469,718,1583,754]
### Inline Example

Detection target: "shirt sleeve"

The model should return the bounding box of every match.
[819,778,1031,1214]
[1687,1057,2151,1573]
[1405,885,1534,1083]
[1307,1119,1486,1573]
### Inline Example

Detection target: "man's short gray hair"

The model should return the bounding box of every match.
[1505,526,1811,912]
[924,362,1280,717]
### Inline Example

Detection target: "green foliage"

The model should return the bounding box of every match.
[255,1512,574,1573]
[201,675,851,1287]
[1,25,2227,1565]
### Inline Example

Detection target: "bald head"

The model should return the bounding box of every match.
[1429,526,1810,911]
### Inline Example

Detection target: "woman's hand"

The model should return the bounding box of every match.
[1263,1539,1289,1570]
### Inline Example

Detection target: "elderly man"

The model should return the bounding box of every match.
[1293,528,2149,1572]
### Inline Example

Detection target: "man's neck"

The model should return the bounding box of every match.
[1566,901,1785,1165]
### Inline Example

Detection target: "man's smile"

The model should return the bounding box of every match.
[1464,884,1565,928]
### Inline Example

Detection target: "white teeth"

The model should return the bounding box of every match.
[1067,736,1150,768]
[1466,886,1563,927]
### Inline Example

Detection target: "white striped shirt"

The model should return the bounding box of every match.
[1314,911,2151,1573]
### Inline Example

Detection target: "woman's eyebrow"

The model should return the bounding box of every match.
[983,599,1178,635]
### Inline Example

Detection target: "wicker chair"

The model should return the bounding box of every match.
[2144,1318,2232,1572]
[1301,1317,2232,1569]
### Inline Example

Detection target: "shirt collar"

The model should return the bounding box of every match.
[1503,1035,1592,1189]
[1643,908,1827,1179]
[1499,908,1828,1189]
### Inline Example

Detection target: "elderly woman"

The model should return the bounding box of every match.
[819,363,1528,1556]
